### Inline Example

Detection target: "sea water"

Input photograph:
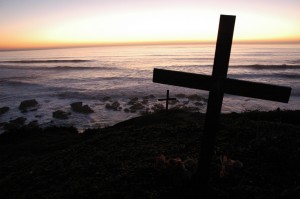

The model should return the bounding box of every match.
[0,44,299,131]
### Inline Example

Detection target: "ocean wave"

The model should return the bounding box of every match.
[173,58,212,61]
[147,54,178,57]
[51,66,118,71]
[231,64,300,70]
[229,73,300,79]
[0,59,92,63]
[287,60,300,65]
[293,92,300,97]
[56,91,91,100]
[0,80,43,87]
[155,64,300,70]
[98,76,148,81]
[0,76,39,82]
[154,64,211,68]
[0,65,119,71]
[276,74,300,79]
[56,76,148,83]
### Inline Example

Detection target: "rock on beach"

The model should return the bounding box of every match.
[129,103,145,113]
[53,110,70,119]
[19,99,38,111]
[0,107,10,115]
[105,101,121,111]
[71,102,94,114]
[4,117,27,130]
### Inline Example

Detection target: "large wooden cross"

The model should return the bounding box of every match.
[153,15,291,184]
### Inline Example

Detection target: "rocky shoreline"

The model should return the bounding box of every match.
[0,94,208,132]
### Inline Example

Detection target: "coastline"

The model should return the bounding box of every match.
[0,94,208,133]
[1,110,299,198]
[2,91,299,134]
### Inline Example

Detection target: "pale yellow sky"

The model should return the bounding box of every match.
[0,0,299,50]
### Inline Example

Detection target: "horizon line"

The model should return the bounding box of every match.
[1,39,300,52]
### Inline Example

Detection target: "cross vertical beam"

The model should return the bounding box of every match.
[196,15,236,183]
[166,90,170,111]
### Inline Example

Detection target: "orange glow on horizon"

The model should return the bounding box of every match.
[1,1,299,51]
[1,38,300,51]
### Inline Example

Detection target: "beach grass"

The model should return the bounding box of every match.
[0,110,299,198]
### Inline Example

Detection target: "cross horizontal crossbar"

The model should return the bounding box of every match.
[153,68,291,103]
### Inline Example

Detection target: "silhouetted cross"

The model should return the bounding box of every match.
[158,90,177,111]
[153,15,291,184]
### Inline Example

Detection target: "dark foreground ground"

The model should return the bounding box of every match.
[0,110,300,199]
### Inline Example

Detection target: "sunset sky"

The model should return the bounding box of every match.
[1,0,299,50]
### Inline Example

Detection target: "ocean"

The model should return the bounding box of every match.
[0,44,300,131]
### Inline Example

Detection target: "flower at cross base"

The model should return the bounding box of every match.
[155,154,198,185]
[219,154,243,178]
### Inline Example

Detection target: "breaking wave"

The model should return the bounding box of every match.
[287,59,300,65]
[229,73,300,79]
[0,59,92,63]
[0,65,119,71]
[231,64,300,70]
[156,64,300,70]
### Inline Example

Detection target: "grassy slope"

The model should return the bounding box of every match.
[0,110,299,199]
